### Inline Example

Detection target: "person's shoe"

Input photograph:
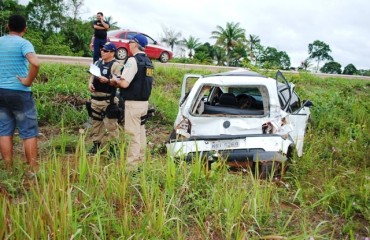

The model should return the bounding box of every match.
[89,141,101,154]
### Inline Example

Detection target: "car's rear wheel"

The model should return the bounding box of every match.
[116,48,128,60]
[257,161,285,179]
[159,52,170,63]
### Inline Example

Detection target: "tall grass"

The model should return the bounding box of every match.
[0,64,369,239]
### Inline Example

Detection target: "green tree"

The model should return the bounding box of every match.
[194,42,215,59]
[247,34,260,64]
[357,69,370,76]
[0,0,27,36]
[252,42,264,66]
[211,22,246,65]
[61,17,92,56]
[229,43,247,67]
[160,26,182,52]
[213,46,227,66]
[308,40,333,72]
[67,0,84,20]
[343,63,357,75]
[299,58,312,71]
[320,61,342,74]
[182,35,201,58]
[26,0,68,35]
[259,47,291,69]
[193,52,213,64]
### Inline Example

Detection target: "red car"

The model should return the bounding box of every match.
[107,30,173,63]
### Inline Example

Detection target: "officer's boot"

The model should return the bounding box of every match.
[89,141,101,154]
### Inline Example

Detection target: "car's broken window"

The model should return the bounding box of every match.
[191,85,269,116]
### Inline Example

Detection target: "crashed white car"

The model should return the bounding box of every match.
[166,69,313,176]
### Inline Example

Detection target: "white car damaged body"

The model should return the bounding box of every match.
[166,69,313,171]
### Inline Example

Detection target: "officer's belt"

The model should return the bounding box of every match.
[91,95,111,101]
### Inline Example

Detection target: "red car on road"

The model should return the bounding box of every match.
[107,30,173,63]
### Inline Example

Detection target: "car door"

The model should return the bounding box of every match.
[286,92,311,157]
[276,71,310,156]
[179,74,203,105]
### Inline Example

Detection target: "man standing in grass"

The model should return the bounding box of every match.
[0,15,40,171]
[92,12,110,63]
[88,42,122,156]
[114,34,154,167]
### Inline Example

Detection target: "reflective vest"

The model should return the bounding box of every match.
[120,53,154,101]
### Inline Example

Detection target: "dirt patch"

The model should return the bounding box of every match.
[4,115,170,161]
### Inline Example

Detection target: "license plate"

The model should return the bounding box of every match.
[209,139,240,150]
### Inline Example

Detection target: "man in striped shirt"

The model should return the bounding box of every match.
[0,15,40,171]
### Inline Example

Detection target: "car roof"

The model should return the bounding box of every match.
[194,69,275,86]
[205,69,267,78]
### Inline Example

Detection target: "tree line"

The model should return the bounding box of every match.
[1,0,369,76]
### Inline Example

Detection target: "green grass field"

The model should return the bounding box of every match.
[0,64,369,239]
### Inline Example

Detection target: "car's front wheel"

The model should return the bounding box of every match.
[159,52,170,63]
[116,48,128,60]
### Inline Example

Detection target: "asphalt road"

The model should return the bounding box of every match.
[38,54,370,80]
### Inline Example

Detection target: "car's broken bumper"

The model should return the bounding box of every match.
[166,134,293,164]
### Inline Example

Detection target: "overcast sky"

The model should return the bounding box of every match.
[19,0,370,69]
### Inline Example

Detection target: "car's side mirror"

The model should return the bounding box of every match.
[302,100,314,107]
[153,41,157,45]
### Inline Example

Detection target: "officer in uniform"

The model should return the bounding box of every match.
[113,34,154,167]
[88,42,122,154]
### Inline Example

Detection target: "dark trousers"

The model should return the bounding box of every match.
[93,37,107,63]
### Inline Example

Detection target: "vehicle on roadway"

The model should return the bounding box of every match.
[107,29,173,63]
[166,69,313,178]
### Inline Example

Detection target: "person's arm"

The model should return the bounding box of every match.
[108,62,122,87]
[88,75,95,92]
[89,36,94,51]
[94,19,109,30]
[101,20,109,30]
[17,53,40,86]
[94,24,105,30]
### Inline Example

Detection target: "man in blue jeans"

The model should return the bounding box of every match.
[92,12,110,63]
[0,15,40,171]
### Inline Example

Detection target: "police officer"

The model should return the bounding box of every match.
[114,34,154,167]
[88,42,122,154]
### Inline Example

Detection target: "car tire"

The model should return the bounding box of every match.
[159,52,170,63]
[116,48,128,60]
[257,161,284,179]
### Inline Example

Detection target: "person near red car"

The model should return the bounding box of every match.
[113,34,154,168]
[92,12,110,63]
